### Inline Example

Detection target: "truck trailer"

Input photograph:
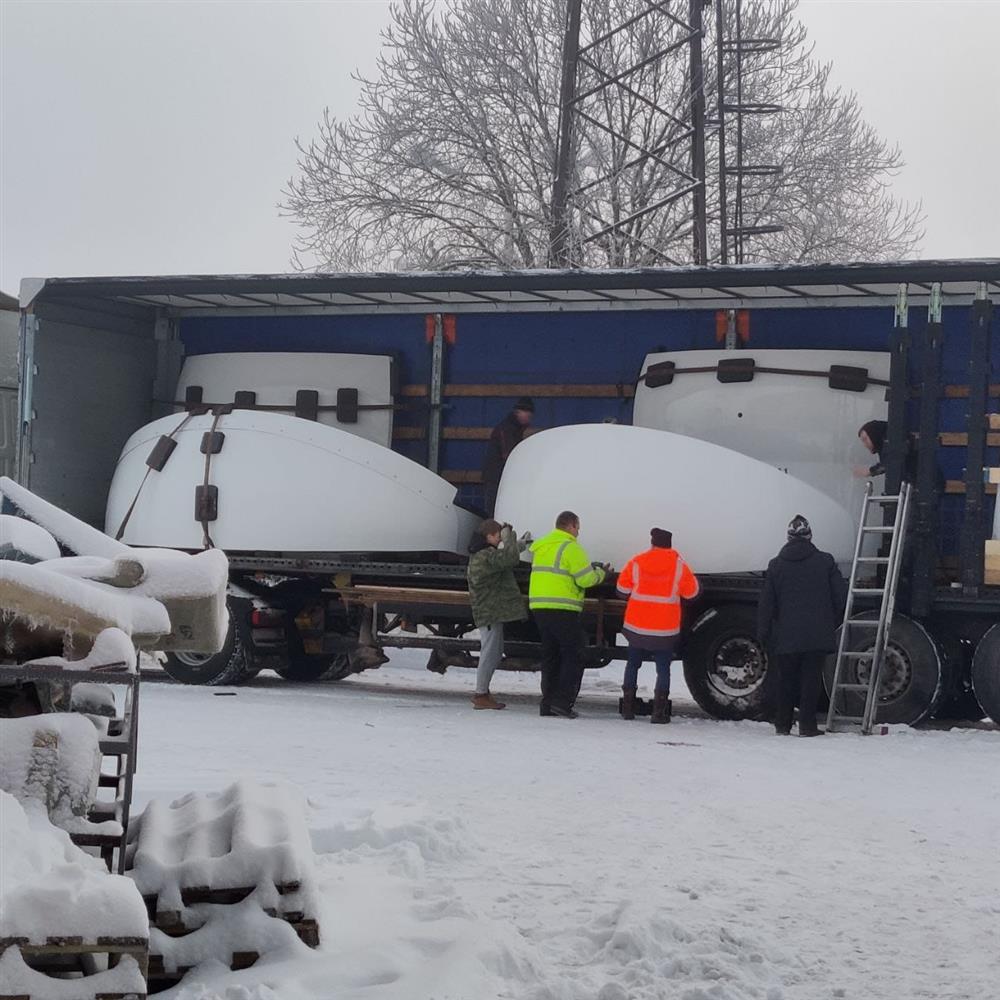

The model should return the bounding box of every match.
[11,260,1000,725]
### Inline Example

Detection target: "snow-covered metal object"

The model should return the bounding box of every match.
[633,349,890,522]
[176,351,396,447]
[106,409,479,555]
[1,476,230,652]
[495,424,857,573]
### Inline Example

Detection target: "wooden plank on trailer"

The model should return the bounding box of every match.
[989,413,1000,431]
[946,480,998,494]
[401,383,634,399]
[941,384,1000,399]
[938,432,1000,447]
[986,468,1000,485]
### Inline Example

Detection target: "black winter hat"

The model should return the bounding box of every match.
[513,397,535,413]
[787,514,812,541]
[859,420,887,453]
[650,528,673,548]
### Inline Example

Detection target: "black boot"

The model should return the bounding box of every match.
[620,687,637,720]
[651,692,671,724]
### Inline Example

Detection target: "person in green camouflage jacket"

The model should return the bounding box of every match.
[467,519,530,710]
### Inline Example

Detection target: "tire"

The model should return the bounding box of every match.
[971,624,1000,725]
[162,603,251,686]
[823,613,942,726]
[682,605,772,721]
[275,653,351,682]
[932,633,984,722]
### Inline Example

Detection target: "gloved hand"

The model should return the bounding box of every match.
[593,561,614,575]
[519,531,533,545]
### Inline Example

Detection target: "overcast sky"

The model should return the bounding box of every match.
[1,0,997,295]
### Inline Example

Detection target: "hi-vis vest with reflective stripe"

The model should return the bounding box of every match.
[528,529,606,612]
[616,548,699,637]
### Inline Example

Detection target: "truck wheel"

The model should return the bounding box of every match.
[971,625,1000,725]
[162,605,251,686]
[823,613,941,725]
[931,633,984,721]
[276,653,350,682]
[682,605,772,721]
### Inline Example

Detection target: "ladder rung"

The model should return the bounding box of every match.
[852,588,885,596]
[868,495,900,503]
[858,557,890,563]
[830,716,865,724]
[862,526,895,534]
[841,651,874,658]
[846,620,880,627]
[835,684,870,692]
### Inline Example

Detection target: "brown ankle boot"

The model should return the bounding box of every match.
[472,693,506,710]
[651,692,671,724]
[620,687,637,720]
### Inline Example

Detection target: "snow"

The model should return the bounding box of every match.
[129,780,318,919]
[0,475,127,560]
[131,652,1000,1000]
[0,791,148,944]
[0,714,101,824]
[24,625,138,673]
[0,556,172,642]
[0,512,61,563]
[0,478,228,652]
[0,949,147,998]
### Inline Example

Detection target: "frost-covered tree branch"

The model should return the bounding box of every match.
[283,0,923,270]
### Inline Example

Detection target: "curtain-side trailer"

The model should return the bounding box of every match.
[12,261,1000,725]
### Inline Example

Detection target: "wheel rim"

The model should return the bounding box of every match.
[173,650,214,667]
[708,636,767,698]
[853,642,912,704]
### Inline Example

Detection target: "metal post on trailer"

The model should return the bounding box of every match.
[912,283,943,617]
[884,284,909,498]
[960,283,994,593]
[428,313,444,473]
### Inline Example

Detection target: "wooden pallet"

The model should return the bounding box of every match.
[0,935,148,1000]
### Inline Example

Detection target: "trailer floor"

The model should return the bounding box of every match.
[135,654,999,1000]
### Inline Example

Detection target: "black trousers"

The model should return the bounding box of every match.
[534,610,585,711]
[774,651,825,733]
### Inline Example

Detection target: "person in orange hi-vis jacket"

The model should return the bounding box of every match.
[616,528,700,724]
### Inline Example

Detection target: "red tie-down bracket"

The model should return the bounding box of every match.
[425,313,457,344]
[715,309,751,344]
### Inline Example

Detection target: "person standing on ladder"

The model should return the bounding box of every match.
[757,515,849,737]
[482,397,534,516]
[616,528,699,724]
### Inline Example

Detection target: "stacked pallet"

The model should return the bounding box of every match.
[126,781,321,992]
[0,790,148,1000]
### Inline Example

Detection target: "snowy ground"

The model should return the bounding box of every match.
[134,653,1000,1000]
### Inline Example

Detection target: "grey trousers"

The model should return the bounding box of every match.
[476,623,504,694]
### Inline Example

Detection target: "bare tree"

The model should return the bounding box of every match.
[284,0,923,270]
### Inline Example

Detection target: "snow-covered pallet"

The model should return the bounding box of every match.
[0,791,149,1000]
[0,936,148,1000]
[0,632,141,874]
[126,782,320,991]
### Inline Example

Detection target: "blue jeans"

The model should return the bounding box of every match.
[623,643,675,695]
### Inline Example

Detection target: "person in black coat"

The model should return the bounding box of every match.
[481,397,534,516]
[757,515,848,737]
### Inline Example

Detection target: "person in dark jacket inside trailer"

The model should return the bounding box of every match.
[758,515,848,737]
[481,397,534,516]
[854,419,918,482]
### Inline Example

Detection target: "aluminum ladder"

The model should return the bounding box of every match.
[826,481,913,734]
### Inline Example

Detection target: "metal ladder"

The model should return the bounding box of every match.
[826,481,912,734]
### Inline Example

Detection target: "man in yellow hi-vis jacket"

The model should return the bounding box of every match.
[529,510,609,718]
